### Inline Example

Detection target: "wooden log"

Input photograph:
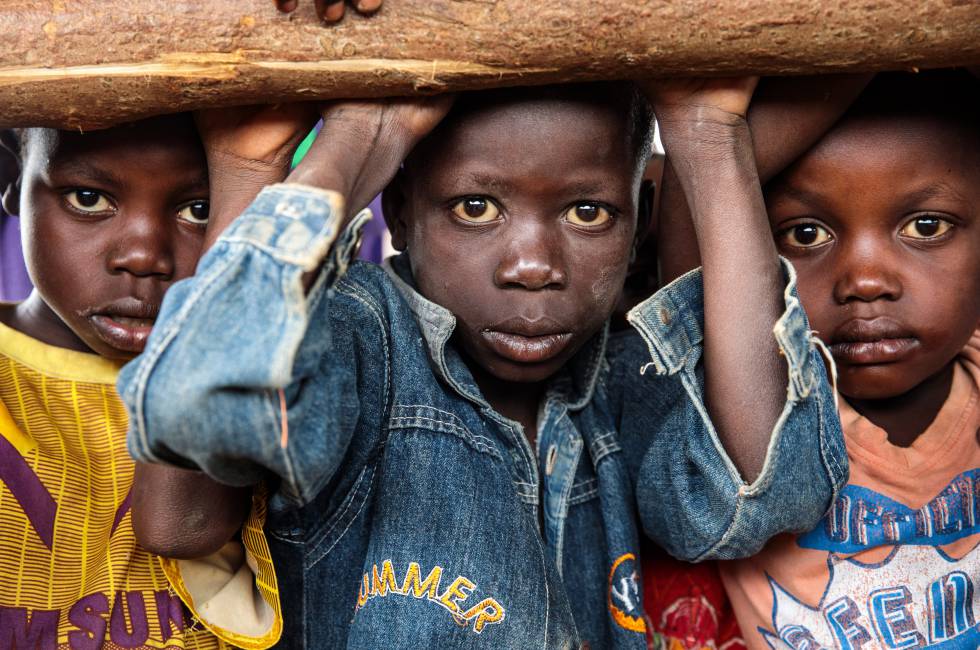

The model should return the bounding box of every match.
[0,0,977,130]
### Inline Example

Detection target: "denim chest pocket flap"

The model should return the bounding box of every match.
[387,405,505,462]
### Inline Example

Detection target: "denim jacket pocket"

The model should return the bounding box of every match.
[388,405,505,463]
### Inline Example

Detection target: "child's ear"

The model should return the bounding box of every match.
[381,172,409,252]
[0,131,21,217]
[636,179,656,243]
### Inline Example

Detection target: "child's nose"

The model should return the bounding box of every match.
[106,214,175,280]
[495,257,567,290]
[833,239,903,304]
[493,228,567,291]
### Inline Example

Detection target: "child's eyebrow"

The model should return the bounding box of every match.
[458,172,514,194]
[456,172,611,199]
[900,182,970,207]
[769,184,827,208]
[48,157,124,189]
[177,171,210,193]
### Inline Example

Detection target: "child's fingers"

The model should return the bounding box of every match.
[274,0,299,13]
[354,0,383,14]
[277,0,381,21]
[315,0,346,22]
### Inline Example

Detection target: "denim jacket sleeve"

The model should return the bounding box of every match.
[619,261,847,561]
[118,184,374,505]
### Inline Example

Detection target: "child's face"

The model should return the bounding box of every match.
[767,115,980,400]
[390,93,642,384]
[13,116,209,360]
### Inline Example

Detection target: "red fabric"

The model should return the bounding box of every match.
[642,543,745,650]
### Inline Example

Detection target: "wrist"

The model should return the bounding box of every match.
[659,113,751,162]
[204,163,289,250]
[285,163,356,200]
[207,147,291,180]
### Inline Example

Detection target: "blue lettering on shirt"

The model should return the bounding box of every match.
[800,469,980,553]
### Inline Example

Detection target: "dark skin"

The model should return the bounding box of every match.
[370,80,785,481]
[382,90,643,443]
[143,79,803,553]
[2,119,209,359]
[0,116,250,559]
[649,75,875,474]
[133,96,454,557]
[238,82,783,481]
[274,0,381,23]
[643,78,788,482]
[767,114,980,446]
[656,74,873,285]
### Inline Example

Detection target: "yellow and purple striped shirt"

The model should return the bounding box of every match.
[0,321,281,649]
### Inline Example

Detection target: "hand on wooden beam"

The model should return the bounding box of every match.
[640,77,760,125]
[194,103,321,248]
[274,0,382,23]
[287,95,455,220]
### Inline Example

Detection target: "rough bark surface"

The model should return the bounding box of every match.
[1,0,978,129]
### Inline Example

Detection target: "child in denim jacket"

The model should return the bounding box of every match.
[120,80,845,649]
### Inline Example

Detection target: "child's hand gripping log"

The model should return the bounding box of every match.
[196,97,453,252]
[286,96,455,219]
[274,0,383,23]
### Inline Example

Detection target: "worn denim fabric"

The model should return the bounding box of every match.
[120,184,846,650]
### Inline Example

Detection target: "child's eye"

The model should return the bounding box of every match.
[451,197,500,223]
[64,189,113,214]
[898,215,952,240]
[779,223,833,249]
[563,203,613,228]
[177,200,210,226]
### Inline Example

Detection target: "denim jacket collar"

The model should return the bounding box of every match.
[382,255,456,379]
[382,253,605,413]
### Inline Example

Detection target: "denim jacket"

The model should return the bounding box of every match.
[119,184,846,650]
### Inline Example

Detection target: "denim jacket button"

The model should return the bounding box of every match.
[659,308,671,325]
[545,444,558,476]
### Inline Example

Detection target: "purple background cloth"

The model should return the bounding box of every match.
[359,196,389,264]
[0,211,31,302]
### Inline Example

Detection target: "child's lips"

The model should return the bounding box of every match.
[85,299,160,354]
[481,330,573,364]
[829,338,919,365]
[830,317,918,365]
[89,314,155,353]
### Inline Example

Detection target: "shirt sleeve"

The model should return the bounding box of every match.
[118,184,377,506]
[159,484,283,650]
[618,259,847,562]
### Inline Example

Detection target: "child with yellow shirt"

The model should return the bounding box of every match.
[0,116,281,649]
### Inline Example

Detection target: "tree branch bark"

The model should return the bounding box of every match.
[1,0,977,129]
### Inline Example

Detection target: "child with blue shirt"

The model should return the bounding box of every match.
[121,79,845,649]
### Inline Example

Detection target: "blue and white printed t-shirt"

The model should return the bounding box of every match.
[720,330,980,650]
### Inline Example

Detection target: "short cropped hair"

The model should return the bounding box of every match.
[848,69,979,132]
[440,81,655,174]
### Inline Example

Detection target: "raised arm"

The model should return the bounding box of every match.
[645,79,786,482]
[657,74,872,284]
[127,105,318,558]
[121,97,451,501]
